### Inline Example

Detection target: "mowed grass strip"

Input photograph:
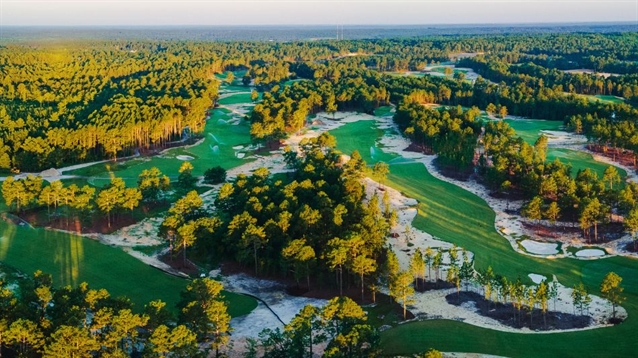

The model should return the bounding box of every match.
[380,163,638,357]
[0,223,256,316]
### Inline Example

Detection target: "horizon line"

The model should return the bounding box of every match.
[2,21,636,28]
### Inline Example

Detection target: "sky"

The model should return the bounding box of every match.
[1,0,637,26]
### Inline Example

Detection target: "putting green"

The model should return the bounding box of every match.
[385,71,426,77]
[218,93,254,105]
[0,222,256,316]
[594,95,625,104]
[547,148,626,180]
[504,119,563,145]
[429,66,469,75]
[329,120,398,164]
[374,106,394,117]
[563,92,625,105]
[504,119,625,179]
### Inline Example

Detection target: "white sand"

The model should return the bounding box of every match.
[528,274,547,284]
[96,217,165,247]
[423,65,482,82]
[520,240,560,255]
[562,69,619,78]
[575,249,606,258]
[541,130,587,147]
[220,273,328,356]
[363,177,469,271]
[176,155,195,161]
[406,276,625,334]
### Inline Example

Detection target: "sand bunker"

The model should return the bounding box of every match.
[176,155,194,161]
[562,69,618,78]
[236,153,245,159]
[528,274,547,284]
[520,240,559,255]
[40,168,61,177]
[575,249,606,258]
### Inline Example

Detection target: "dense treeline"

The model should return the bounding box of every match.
[250,67,390,145]
[0,271,231,357]
[163,133,394,296]
[0,269,380,357]
[0,43,220,171]
[1,166,181,230]
[3,33,638,171]
[387,92,638,243]
[394,101,481,172]
[459,55,638,103]
[477,120,638,243]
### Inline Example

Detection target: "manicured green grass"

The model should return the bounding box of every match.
[504,119,563,145]
[384,71,425,77]
[378,163,638,357]
[68,110,255,187]
[562,92,625,105]
[429,66,468,75]
[547,148,626,180]
[220,85,252,93]
[329,120,398,164]
[218,93,253,105]
[214,70,247,86]
[594,95,625,104]
[504,119,625,179]
[283,79,309,87]
[374,106,393,117]
[0,222,256,316]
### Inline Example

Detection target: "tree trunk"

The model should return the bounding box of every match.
[254,242,259,275]
[544,311,547,329]
[530,310,533,328]
[339,266,343,297]
[183,240,187,267]
[360,272,365,303]
[403,300,407,320]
